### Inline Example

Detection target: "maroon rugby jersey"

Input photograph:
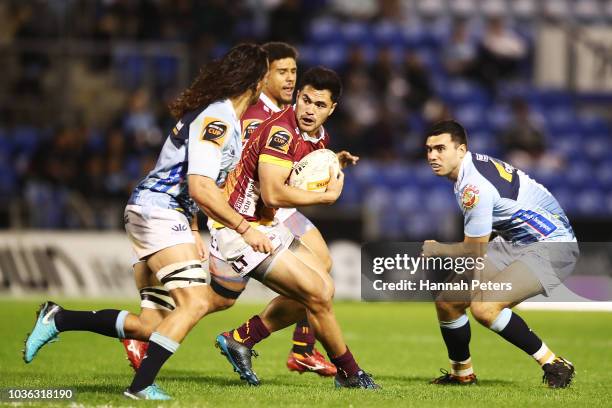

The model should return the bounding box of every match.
[225,105,329,224]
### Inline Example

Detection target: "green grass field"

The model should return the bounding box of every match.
[1,299,611,407]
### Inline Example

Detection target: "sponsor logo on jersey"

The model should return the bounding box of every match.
[266,126,292,154]
[512,209,558,236]
[461,184,480,210]
[235,178,259,217]
[242,119,262,142]
[201,117,229,146]
[171,223,188,232]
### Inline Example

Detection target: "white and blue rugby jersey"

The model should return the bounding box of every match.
[129,99,241,219]
[454,152,575,244]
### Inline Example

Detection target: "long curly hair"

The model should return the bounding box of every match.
[169,43,268,120]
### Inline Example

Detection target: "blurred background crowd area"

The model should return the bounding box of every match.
[1,0,612,240]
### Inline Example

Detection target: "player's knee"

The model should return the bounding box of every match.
[435,301,466,320]
[304,284,334,314]
[207,277,243,313]
[175,292,210,321]
[470,302,499,327]
[211,295,236,312]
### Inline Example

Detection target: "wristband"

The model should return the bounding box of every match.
[235,219,250,235]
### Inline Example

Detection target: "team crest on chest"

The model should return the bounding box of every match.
[266,126,292,154]
[461,184,480,209]
[201,117,229,146]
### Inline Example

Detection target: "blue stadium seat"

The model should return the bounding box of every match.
[124,154,143,180]
[455,104,486,128]
[575,189,606,215]
[337,177,362,205]
[372,21,405,46]
[401,212,437,238]
[352,160,381,187]
[578,114,610,135]
[402,23,429,48]
[545,106,577,133]
[309,17,339,45]
[340,22,370,44]
[583,134,611,161]
[424,187,455,211]
[551,187,577,214]
[469,132,498,156]
[0,132,11,156]
[378,163,412,189]
[412,162,441,187]
[605,192,612,215]
[210,44,230,59]
[296,45,317,66]
[114,51,145,89]
[487,104,512,131]
[566,160,594,188]
[530,167,565,190]
[154,55,179,87]
[0,164,16,195]
[394,186,421,213]
[318,45,347,69]
[595,160,612,192]
[12,126,41,155]
[441,79,489,106]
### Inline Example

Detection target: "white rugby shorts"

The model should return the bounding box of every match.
[124,204,195,261]
[212,222,295,278]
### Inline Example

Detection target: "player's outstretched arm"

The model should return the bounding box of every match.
[259,163,341,207]
[188,174,272,253]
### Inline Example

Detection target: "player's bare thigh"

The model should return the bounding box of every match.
[145,243,201,273]
[471,259,544,305]
[299,227,332,274]
[260,242,333,306]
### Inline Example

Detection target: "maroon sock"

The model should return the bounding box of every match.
[292,318,315,354]
[329,347,361,378]
[231,315,270,349]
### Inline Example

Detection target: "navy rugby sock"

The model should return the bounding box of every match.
[439,314,474,376]
[439,314,471,362]
[129,332,179,392]
[54,309,129,338]
[489,308,542,355]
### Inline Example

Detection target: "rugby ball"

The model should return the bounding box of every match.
[289,149,340,192]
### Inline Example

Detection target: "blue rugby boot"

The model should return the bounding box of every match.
[23,301,62,363]
[124,384,171,400]
[215,332,260,386]
[334,370,380,389]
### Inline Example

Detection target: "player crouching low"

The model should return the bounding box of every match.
[424,120,577,389]
[213,67,378,389]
